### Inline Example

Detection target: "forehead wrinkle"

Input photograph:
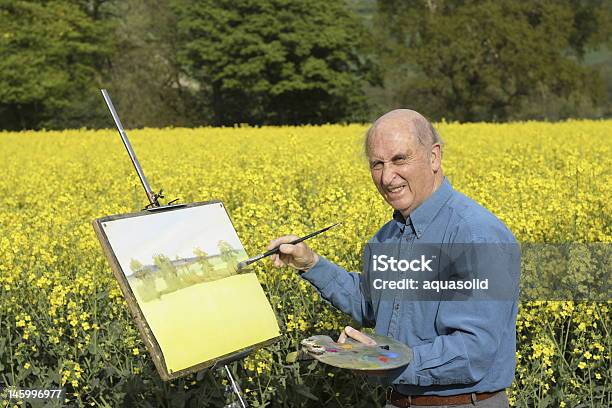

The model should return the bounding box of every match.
[368,136,418,169]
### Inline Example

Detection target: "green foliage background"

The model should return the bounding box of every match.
[175,0,373,125]
[0,0,114,129]
[1,0,611,130]
[373,0,612,122]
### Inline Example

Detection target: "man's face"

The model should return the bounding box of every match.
[368,124,438,217]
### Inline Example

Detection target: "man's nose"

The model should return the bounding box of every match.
[380,164,396,186]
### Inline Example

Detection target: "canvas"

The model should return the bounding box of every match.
[92,201,280,380]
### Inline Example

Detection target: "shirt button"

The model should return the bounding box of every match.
[394,304,400,310]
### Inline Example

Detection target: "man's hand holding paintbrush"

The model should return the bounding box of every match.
[267,234,320,271]
[236,223,340,272]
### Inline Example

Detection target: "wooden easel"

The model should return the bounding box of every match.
[101,89,248,408]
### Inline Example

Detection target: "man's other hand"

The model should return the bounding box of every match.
[338,326,390,377]
[337,326,377,345]
[268,235,319,271]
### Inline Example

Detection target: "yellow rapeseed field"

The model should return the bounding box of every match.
[0,122,610,407]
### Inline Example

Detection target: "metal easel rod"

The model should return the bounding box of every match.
[100,89,160,208]
[224,365,248,408]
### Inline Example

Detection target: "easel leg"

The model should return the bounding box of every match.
[223,364,248,408]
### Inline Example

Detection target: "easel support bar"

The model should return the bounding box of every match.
[225,365,247,408]
[101,89,160,208]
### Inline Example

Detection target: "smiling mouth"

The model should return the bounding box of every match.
[386,185,405,195]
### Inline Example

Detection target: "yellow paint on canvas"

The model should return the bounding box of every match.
[138,273,280,373]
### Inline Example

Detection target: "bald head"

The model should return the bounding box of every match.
[365,109,445,216]
[365,109,443,158]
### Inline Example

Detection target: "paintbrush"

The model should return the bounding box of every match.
[236,222,342,271]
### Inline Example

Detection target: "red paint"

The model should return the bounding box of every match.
[378,356,389,363]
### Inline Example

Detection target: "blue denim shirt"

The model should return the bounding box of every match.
[301,178,519,396]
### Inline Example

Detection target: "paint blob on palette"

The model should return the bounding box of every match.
[300,334,412,371]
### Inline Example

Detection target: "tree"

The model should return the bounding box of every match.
[217,240,237,263]
[375,0,612,121]
[193,247,214,282]
[129,259,144,274]
[0,0,116,130]
[174,0,375,125]
[105,0,203,128]
[153,253,180,291]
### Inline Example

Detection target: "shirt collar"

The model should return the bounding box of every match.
[392,177,454,238]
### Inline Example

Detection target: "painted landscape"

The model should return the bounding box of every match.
[127,241,246,302]
[98,203,279,373]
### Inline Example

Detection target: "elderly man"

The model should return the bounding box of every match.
[269,109,518,407]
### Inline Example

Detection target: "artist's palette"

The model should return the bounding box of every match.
[300,334,412,371]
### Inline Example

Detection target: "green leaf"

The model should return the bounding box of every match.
[294,384,319,401]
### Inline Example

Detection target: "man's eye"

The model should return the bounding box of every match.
[393,158,408,165]
[370,162,383,170]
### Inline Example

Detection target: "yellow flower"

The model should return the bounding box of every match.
[0,122,610,406]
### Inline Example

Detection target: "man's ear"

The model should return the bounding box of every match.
[430,143,442,172]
